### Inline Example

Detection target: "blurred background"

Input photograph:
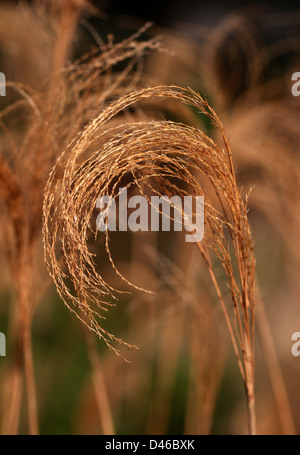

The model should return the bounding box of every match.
[0,0,300,435]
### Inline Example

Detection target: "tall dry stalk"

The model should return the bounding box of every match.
[165,13,300,433]
[0,0,161,434]
[226,102,300,435]
[43,85,256,433]
[140,249,227,434]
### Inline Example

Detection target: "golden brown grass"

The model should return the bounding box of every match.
[4,1,299,436]
[42,85,256,433]
[0,0,161,435]
[144,11,300,434]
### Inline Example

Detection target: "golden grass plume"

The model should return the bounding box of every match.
[42,85,256,433]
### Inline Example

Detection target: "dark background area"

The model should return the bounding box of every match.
[92,0,300,26]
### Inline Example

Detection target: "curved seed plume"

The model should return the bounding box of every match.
[43,85,256,431]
